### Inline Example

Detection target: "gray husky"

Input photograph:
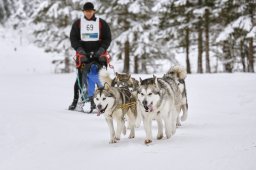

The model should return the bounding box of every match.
[93,83,137,143]
[99,69,139,92]
[137,66,186,144]
[99,69,141,127]
[164,66,188,126]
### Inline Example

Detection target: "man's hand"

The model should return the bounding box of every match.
[94,47,105,58]
[76,47,89,64]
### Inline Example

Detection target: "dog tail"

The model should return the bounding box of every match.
[99,68,112,85]
[169,65,187,80]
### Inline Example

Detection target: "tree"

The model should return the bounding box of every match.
[0,0,14,24]
[197,16,203,73]
[99,0,155,73]
[204,8,211,73]
[248,37,254,72]
[31,0,76,73]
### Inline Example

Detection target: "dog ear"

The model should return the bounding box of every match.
[115,72,120,80]
[96,86,100,90]
[139,77,143,86]
[153,75,159,88]
[153,75,157,83]
[104,82,111,91]
[160,89,165,95]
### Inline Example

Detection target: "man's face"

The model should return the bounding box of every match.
[83,10,95,20]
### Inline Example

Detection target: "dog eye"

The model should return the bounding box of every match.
[148,93,152,96]
[96,98,99,101]
[103,97,106,100]
[140,92,144,96]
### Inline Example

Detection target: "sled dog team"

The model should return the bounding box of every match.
[93,65,188,144]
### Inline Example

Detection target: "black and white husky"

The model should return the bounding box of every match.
[137,66,187,144]
[93,83,137,143]
[99,69,141,128]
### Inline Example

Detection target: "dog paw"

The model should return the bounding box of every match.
[157,134,163,140]
[122,128,126,135]
[176,122,181,127]
[115,137,120,140]
[166,134,172,139]
[172,129,176,135]
[181,115,187,122]
[109,139,117,144]
[135,122,141,128]
[128,134,135,139]
[144,139,152,144]
[135,125,140,128]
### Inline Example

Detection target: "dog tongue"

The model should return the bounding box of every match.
[96,110,101,116]
[149,104,153,112]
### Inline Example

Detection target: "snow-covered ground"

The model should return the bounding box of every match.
[0,28,256,170]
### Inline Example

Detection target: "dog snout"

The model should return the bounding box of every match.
[97,104,102,110]
[142,100,147,106]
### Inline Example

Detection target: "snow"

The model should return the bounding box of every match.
[1,28,256,170]
[0,28,53,74]
[247,26,256,38]
[216,15,254,42]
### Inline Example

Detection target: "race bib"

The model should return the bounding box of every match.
[80,16,100,41]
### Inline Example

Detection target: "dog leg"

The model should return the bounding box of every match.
[135,104,141,128]
[135,110,142,128]
[176,115,181,127]
[127,111,136,138]
[181,104,188,121]
[105,117,117,143]
[129,126,135,139]
[156,116,163,140]
[164,116,173,139]
[122,124,126,135]
[143,115,153,144]
[128,113,136,139]
[171,111,178,135]
[115,118,125,140]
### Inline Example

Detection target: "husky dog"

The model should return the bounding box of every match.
[99,69,141,127]
[137,71,184,144]
[93,83,137,143]
[164,66,188,126]
[99,69,139,92]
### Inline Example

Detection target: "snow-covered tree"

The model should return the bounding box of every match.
[0,0,14,24]
[1,0,255,73]
[30,0,81,72]
[99,0,165,73]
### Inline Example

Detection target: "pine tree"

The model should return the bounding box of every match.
[0,0,14,24]
[31,0,77,73]
[99,0,155,73]
[197,16,203,73]
[204,8,211,73]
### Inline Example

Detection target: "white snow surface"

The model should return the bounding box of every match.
[1,28,256,170]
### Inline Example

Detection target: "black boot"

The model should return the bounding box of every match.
[89,96,96,113]
[68,99,78,110]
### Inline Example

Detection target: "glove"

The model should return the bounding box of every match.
[94,47,105,58]
[76,47,89,66]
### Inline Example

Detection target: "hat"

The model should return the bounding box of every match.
[83,2,95,11]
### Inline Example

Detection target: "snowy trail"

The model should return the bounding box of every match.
[0,28,256,170]
[0,72,256,170]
